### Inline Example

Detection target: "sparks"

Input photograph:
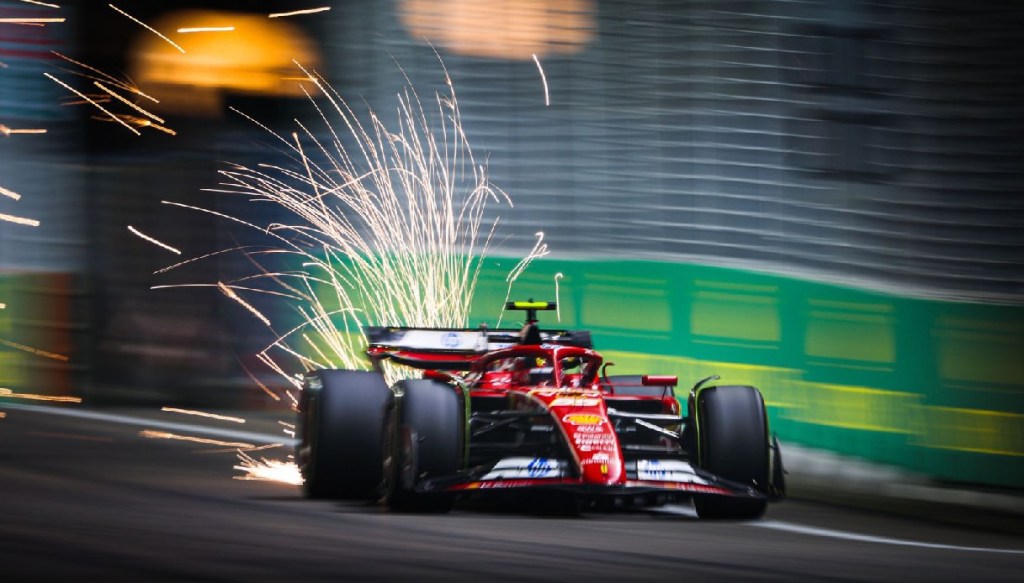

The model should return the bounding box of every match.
[94,82,165,124]
[108,4,185,54]
[497,232,551,327]
[139,430,255,449]
[238,359,281,402]
[0,124,47,136]
[16,0,60,7]
[107,114,177,136]
[176,26,234,33]
[218,282,272,327]
[127,225,181,254]
[532,53,550,106]
[0,212,40,227]
[44,72,141,135]
[268,7,330,18]
[0,338,69,361]
[234,451,303,484]
[554,272,564,321]
[52,51,159,103]
[0,185,21,200]
[160,407,246,424]
[157,59,535,401]
[0,18,65,24]
[0,388,80,403]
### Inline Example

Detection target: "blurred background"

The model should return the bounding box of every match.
[1,0,1021,491]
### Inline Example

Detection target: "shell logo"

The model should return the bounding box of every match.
[562,413,602,426]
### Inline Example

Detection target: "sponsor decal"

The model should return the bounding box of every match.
[636,459,701,482]
[562,413,603,425]
[573,432,616,452]
[441,331,461,349]
[527,457,559,478]
[480,457,565,480]
[551,397,601,407]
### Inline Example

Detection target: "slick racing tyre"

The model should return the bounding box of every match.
[691,385,770,519]
[601,374,674,398]
[385,379,464,513]
[298,370,392,500]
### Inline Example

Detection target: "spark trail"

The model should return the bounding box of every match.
[161,60,512,385]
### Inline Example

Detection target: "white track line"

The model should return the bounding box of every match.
[4,403,296,446]
[651,504,1023,555]
[753,520,1024,555]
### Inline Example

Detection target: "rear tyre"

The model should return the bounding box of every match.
[385,379,463,513]
[692,385,769,519]
[298,370,392,500]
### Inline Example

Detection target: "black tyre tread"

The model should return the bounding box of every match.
[300,370,391,500]
[693,384,769,520]
[389,379,462,512]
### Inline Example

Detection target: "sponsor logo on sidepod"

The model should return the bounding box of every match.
[562,413,602,425]
[526,458,559,478]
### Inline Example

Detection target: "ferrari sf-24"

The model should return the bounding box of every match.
[297,301,785,518]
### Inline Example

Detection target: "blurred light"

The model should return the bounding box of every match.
[399,0,596,60]
[0,212,41,227]
[131,10,321,117]
[161,407,245,424]
[0,387,79,402]
[140,429,254,449]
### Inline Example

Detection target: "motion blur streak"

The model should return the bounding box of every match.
[160,407,245,424]
[0,17,63,23]
[0,211,39,225]
[176,26,233,33]
[139,429,254,449]
[0,338,67,361]
[0,185,21,200]
[0,125,46,135]
[0,387,79,402]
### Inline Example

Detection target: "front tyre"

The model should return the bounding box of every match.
[692,384,770,519]
[298,370,392,500]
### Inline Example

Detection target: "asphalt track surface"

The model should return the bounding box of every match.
[2,404,1022,582]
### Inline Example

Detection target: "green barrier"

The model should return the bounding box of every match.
[0,274,17,389]
[464,258,1024,488]
[0,272,74,395]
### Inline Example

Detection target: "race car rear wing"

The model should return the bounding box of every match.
[364,326,593,370]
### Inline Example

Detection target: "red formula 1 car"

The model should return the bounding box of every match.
[297,301,785,518]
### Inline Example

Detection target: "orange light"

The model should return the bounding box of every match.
[399,0,596,60]
[130,10,322,116]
